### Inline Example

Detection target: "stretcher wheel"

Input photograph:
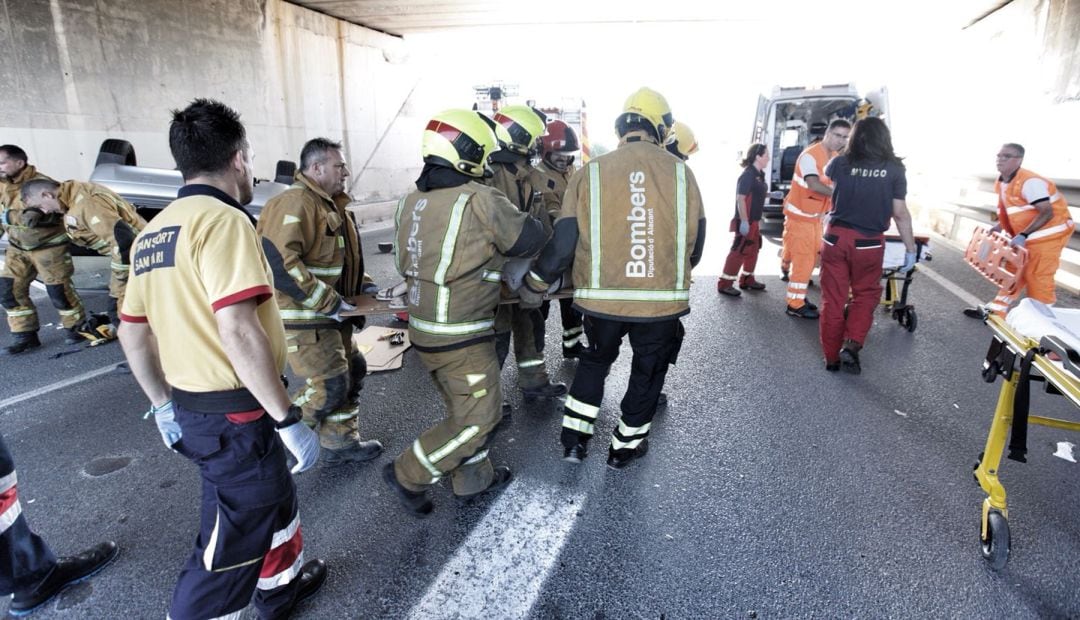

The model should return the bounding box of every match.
[981,511,1010,570]
[894,307,917,332]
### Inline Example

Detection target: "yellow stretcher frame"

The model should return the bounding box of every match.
[974,314,1080,569]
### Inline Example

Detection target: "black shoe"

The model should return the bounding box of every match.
[825,361,841,372]
[9,541,119,617]
[786,304,819,319]
[840,348,861,375]
[657,393,668,409]
[456,466,512,499]
[717,286,741,297]
[562,344,583,360]
[501,399,512,418]
[320,440,382,467]
[63,329,85,345]
[805,300,818,311]
[382,463,433,517]
[3,332,41,355]
[522,381,567,403]
[963,306,987,319]
[739,280,766,291]
[780,270,790,282]
[607,439,650,470]
[289,559,328,610]
[563,442,588,463]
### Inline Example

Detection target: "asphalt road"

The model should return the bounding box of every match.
[2,222,1080,619]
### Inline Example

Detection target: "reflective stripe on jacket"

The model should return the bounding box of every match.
[784,142,835,221]
[995,167,1073,243]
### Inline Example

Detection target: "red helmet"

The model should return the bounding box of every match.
[540,120,580,155]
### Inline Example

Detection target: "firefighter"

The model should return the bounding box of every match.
[962,143,1074,318]
[482,104,567,407]
[118,99,326,619]
[780,120,850,319]
[717,143,769,296]
[535,119,585,359]
[382,109,547,516]
[257,138,383,467]
[0,145,87,355]
[20,178,146,334]
[522,87,706,468]
[819,117,915,374]
[0,432,118,616]
[664,121,699,161]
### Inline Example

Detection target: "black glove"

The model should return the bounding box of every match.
[20,207,46,228]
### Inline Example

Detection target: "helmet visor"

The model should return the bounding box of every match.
[426,119,487,170]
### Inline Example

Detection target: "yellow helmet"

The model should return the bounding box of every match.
[665,121,699,160]
[421,109,497,178]
[618,87,674,142]
[492,105,546,156]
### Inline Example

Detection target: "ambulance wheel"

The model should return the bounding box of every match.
[980,511,1010,570]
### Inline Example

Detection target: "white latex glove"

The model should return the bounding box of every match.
[738,220,750,236]
[901,251,918,273]
[329,299,357,322]
[144,400,181,450]
[276,420,320,474]
[768,190,785,200]
[1010,233,1027,248]
[990,224,1002,234]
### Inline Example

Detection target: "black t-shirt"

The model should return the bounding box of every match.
[825,155,907,235]
[735,165,766,222]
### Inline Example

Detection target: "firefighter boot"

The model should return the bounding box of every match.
[382,462,433,517]
[739,275,766,291]
[455,466,513,500]
[607,439,650,470]
[521,381,568,403]
[319,415,383,467]
[3,331,41,355]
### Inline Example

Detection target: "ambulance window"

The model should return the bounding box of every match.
[779,129,800,149]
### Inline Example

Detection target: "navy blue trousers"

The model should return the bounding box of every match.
[168,406,304,620]
[0,432,58,596]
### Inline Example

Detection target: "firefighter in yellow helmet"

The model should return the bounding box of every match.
[664,121,699,161]
[482,104,566,413]
[20,178,146,338]
[382,109,548,516]
[522,87,706,469]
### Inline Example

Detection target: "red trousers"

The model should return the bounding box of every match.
[819,226,884,363]
[719,219,761,286]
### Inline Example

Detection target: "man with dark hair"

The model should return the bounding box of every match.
[0,145,87,354]
[963,142,1073,318]
[522,87,706,468]
[257,137,383,466]
[118,99,326,619]
[21,178,145,332]
[779,119,850,319]
[0,432,118,617]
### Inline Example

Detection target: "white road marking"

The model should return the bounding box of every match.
[914,264,985,308]
[1053,441,1077,463]
[406,483,585,620]
[0,363,124,412]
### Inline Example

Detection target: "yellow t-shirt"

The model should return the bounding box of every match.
[120,186,286,392]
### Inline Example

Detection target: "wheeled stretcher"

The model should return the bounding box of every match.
[879,232,930,332]
[974,299,1080,569]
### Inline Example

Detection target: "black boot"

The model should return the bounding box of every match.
[382,462,433,517]
[3,332,41,355]
[8,541,118,616]
[607,439,650,470]
[521,381,568,403]
[64,328,85,345]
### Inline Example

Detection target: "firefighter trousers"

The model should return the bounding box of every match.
[0,244,84,333]
[394,340,501,496]
[494,304,550,389]
[558,297,583,352]
[986,234,1070,316]
[561,316,684,452]
[169,406,305,620]
[284,324,366,450]
[720,219,762,287]
[819,226,884,363]
[783,217,823,309]
[0,432,58,596]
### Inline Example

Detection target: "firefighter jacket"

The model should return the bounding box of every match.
[56,181,146,265]
[535,160,574,223]
[0,166,67,251]
[995,167,1073,244]
[257,172,366,329]
[394,181,547,351]
[526,130,706,322]
[483,152,553,236]
[785,142,836,221]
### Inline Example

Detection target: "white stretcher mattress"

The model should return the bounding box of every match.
[882,236,931,270]
[1006,299,1080,355]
